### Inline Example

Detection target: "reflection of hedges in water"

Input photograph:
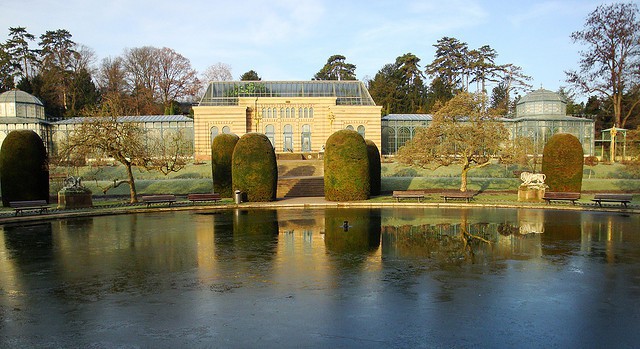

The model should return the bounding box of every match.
[233,209,280,259]
[541,210,582,256]
[324,208,381,253]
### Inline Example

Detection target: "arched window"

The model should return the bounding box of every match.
[283,124,293,152]
[381,126,395,154]
[309,107,314,118]
[301,124,311,152]
[210,126,219,143]
[398,127,411,148]
[286,108,291,118]
[265,124,275,147]
[222,126,230,134]
[346,125,354,131]
[299,107,303,118]
[280,108,285,118]
[304,107,309,118]
[357,125,365,138]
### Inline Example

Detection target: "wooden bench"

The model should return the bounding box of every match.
[392,190,426,202]
[592,193,633,208]
[187,193,221,204]
[141,195,176,207]
[10,200,49,216]
[542,192,581,205]
[441,191,477,203]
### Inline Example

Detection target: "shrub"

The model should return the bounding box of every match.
[542,133,584,192]
[0,130,49,206]
[324,130,370,201]
[366,140,381,196]
[584,155,598,167]
[232,133,278,202]
[211,133,239,197]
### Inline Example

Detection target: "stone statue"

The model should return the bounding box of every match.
[62,176,83,189]
[520,172,546,187]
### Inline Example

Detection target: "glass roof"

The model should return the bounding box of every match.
[0,90,44,106]
[198,81,376,106]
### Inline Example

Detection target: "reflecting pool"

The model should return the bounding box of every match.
[1,207,639,348]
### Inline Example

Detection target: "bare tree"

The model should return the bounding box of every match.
[201,62,233,82]
[397,92,509,192]
[566,2,640,130]
[122,46,159,115]
[58,95,192,203]
[156,47,200,110]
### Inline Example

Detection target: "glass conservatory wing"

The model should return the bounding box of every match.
[198,81,376,106]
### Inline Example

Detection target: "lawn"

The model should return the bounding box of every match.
[47,160,640,199]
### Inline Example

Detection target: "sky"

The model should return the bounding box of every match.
[0,0,621,100]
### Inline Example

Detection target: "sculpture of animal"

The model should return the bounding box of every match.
[520,172,546,186]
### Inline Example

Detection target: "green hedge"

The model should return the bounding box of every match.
[542,133,584,192]
[0,130,49,206]
[324,130,370,201]
[211,133,239,197]
[366,139,381,196]
[232,133,278,202]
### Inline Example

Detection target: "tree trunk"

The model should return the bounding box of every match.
[460,166,470,192]
[125,162,138,203]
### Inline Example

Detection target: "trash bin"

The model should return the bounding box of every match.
[234,190,243,204]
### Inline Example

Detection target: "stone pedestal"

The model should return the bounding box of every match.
[518,186,545,202]
[58,188,93,209]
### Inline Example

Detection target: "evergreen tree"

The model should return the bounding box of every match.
[314,54,356,80]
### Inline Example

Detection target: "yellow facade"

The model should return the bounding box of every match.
[193,81,382,161]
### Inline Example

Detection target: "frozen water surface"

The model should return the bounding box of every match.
[1,207,639,348]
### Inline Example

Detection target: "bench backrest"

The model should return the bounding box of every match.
[393,190,426,195]
[10,200,48,207]
[544,192,580,199]
[141,195,176,201]
[594,194,632,200]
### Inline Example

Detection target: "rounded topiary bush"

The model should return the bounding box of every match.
[211,133,239,197]
[365,139,381,196]
[324,130,370,201]
[542,133,584,192]
[0,130,49,206]
[232,133,277,202]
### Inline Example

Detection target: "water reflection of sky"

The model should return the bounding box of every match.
[0,208,639,347]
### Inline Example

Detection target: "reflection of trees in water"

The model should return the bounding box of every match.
[3,222,53,266]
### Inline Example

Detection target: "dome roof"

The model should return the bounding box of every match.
[517,88,566,105]
[0,89,44,106]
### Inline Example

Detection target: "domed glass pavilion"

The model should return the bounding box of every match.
[0,89,51,150]
[507,88,595,155]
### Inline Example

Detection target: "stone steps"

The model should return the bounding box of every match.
[278,176,324,198]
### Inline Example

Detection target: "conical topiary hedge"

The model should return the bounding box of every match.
[324,130,370,201]
[0,130,49,206]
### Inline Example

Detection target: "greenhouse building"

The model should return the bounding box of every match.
[192,81,382,161]
[381,88,595,156]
